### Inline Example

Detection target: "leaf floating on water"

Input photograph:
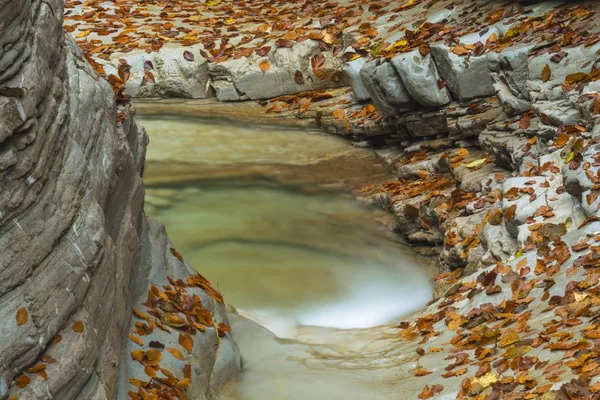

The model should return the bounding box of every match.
[16,307,28,326]
[183,51,195,61]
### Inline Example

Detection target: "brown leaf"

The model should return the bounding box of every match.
[294,70,304,85]
[418,44,430,56]
[592,97,600,115]
[72,321,85,333]
[143,71,155,84]
[564,72,589,85]
[15,375,31,389]
[217,323,231,338]
[16,307,28,326]
[541,64,551,82]
[50,334,62,345]
[311,53,326,70]
[183,51,195,62]
[504,204,517,222]
[170,247,183,261]
[256,46,271,57]
[179,332,194,353]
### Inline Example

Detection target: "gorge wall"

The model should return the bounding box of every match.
[0,1,239,399]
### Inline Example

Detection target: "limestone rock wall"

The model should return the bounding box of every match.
[0,1,240,399]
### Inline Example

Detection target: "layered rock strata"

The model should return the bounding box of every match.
[0,1,240,399]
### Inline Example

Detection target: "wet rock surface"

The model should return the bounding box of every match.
[0,1,239,399]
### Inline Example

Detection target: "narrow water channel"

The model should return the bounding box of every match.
[139,113,436,399]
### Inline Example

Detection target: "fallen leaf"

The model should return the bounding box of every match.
[72,321,85,333]
[333,109,345,120]
[167,347,185,361]
[179,333,194,353]
[465,158,487,169]
[542,64,552,82]
[16,307,28,326]
[259,59,270,73]
[14,375,30,389]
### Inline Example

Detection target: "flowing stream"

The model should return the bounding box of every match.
[140,113,437,399]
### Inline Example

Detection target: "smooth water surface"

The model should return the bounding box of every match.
[140,114,434,336]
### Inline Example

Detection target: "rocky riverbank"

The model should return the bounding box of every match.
[2,0,600,399]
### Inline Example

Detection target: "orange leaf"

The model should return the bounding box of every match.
[15,375,30,389]
[129,334,144,346]
[16,307,28,326]
[175,378,192,389]
[167,347,185,361]
[217,323,232,338]
[179,333,194,353]
[332,109,345,120]
[72,321,85,333]
[259,60,270,73]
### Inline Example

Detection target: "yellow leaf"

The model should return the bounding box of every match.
[575,293,588,302]
[465,158,487,169]
[384,39,408,52]
[565,152,575,163]
[76,30,92,38]
[498,332,521,348]
[472,372,499,389]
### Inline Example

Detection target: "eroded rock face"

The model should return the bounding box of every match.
[0,1,240,398]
